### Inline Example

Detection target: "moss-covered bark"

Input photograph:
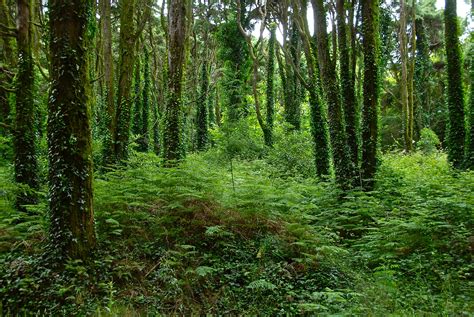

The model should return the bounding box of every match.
[337,0,359,169]
[361,0,381,190]
[132,58,142,136]
[414,17,431,137]
[196,59,209,151]
[312,0,353,187]
[48,0,96,259]
[14,0,38,210]
[0,0,15,136]
[465,15,474,168]
[444,0,466,169]
[264,24,276,147]
[113,0,136,162]
[140,48,150,152]
[163,0,186,162]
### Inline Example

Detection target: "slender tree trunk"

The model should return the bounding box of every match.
[361,0,380,190]
[444,0,466,168]
[14,0,38,210]
[337,0,359,169]
[399,0,412,152]
[100,0,115,163]
[264,24,276,147]
[163,0,186,163]
[140,48,150,152]
[196,58,209,150]
[48,0,96,259]
[407,0,416,145]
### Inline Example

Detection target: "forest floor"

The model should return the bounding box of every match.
[0,151,473,315]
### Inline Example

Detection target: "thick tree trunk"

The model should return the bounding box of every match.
[163,0,186,162]
[264,24,276,147]
[48,0,96,259]
[444,0,466,168]
[361,0,380,190]
[0,0,15,135]
[14,0,38,210]
[196,59,209,151]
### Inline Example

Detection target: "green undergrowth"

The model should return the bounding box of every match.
[0,151,473,315]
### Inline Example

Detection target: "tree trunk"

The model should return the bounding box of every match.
[196,58,209,150]
[312,0,353,187]
[99,0,115,163]
[48,0,96,259]
[113,0,136,162]
[14,0,38,210]
[140,48,150,152]
[361,0,380,190]
[444,0,466,169]
[264,24,276,147]
[337,0,359,169]
[399,0,412,152]
[163,0,186,163]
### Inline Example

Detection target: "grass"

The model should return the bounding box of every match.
[0,150,473,315]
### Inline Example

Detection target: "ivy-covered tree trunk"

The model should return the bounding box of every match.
[337,0,359,169]
[399,0,413,152]
[0,0,15,136]
[264,24,276,147]
[444,0,466,169]
[99,0,115,165]
[312,0,353,187]
[284,23,302,131]
[414,17,431,135]
[48,0,96,259]
[140,48,150,152]
[113,0,136,162]
[132,58,142,136]
[14,0,38,210]
[465,3,474,168]
[292,1,331,177]
[163,0,186,162]
[361,0,380,190]
[196,59,209,151]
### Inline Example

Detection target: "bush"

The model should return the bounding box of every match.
[417,128,441,154]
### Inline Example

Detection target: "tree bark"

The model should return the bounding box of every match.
[361,0,380,190]
[48,0,96,259]
[14,0,38,210]
[444,0,466,168]
[163,0,186,163]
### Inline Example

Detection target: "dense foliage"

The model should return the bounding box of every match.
[0,0,472,315]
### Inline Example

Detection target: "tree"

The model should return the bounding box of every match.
[399,0,414,152]
[312,0,353,187]
[14,0,39,210]
[140,48,150,152]
[196,59,209,151]
[113,0,137,163]
[444,0,466,169]
[0,0,15,136]
[48,0,96,259]
[163,0,187,162]
[465,3,473,168]
[337,0,358,168]
[361,0,380,189]
[265,23,276,147]
[291,0,331,177]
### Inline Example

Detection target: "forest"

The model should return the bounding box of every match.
[0,0,473,315]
